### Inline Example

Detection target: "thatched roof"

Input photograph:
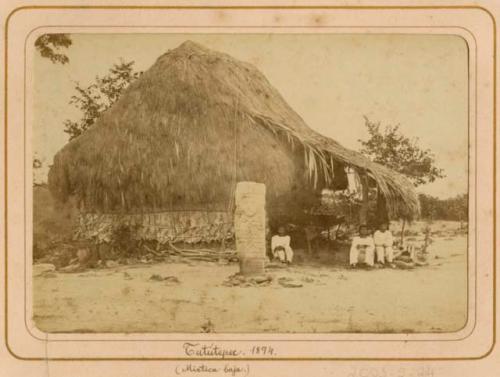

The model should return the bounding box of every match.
[49,40,419,219]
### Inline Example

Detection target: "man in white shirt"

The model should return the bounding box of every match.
[271,226,294,264]
[373,222,394,265]
[349,224,375,267]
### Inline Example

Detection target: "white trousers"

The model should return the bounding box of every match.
[273,246,294,263]
[375,245,394,263]
[350,246,374,266]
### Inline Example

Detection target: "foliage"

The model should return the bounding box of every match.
[359,117,445,187]
[317,189,379,227]
[419,193,468,222]
[63,60,142,140]
[33,155,45,186]
[33,157,42,169]
[33,185,77,261]
[109,224,140,257]
[35,34,72,64]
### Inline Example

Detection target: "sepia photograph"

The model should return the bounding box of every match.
[31,33,469,335]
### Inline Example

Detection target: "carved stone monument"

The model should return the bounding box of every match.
[234,181,266,275]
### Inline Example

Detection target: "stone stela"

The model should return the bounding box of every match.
[234,182,266,275]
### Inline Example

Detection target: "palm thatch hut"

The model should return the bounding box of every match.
[48,41,419,244]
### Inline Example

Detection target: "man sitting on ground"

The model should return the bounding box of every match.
[373,222,395,267]
[349,224,375,268]
[271,226,294,264]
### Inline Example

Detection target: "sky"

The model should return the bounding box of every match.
[32,33,469,198]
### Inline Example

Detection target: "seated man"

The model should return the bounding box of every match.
[373,222,394,266]
[271,226,294,264]
[349,224,375,268]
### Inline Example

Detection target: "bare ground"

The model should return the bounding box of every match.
[33,225,467,334]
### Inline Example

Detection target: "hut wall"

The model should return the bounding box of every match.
[76,211,233,244]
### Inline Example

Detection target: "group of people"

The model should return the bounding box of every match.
[349,223,394,268]
[269,222,395,268]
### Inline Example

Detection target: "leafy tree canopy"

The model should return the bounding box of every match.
[64,60,142,140]
[359,117,445,187]
[419,193,467,222]
[35,34,72,64]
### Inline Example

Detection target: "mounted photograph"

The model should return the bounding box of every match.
[31,33,469,334]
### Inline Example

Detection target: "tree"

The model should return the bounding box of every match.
[359,117,445,245]
[448,194,468,229]
[63,60,142,140]
[35,34,72,64]
[418,193,439,220]
[359,117,445,187]
[419,193,468,227]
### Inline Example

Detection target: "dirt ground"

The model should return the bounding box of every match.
[32,221,467,334]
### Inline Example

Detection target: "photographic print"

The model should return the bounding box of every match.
[2,3,498,375]
[31,33,469,335]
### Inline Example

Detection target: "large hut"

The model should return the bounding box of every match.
[48,40,419,244]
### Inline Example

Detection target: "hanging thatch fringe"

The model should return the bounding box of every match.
[248,111,418,219]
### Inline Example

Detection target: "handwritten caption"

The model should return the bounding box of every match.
[175,364,250,376]
[175,344,436,377]
[182,342,276,358]
[174,343,276,375]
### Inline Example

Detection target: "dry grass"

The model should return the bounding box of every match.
[49,41,418,219]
